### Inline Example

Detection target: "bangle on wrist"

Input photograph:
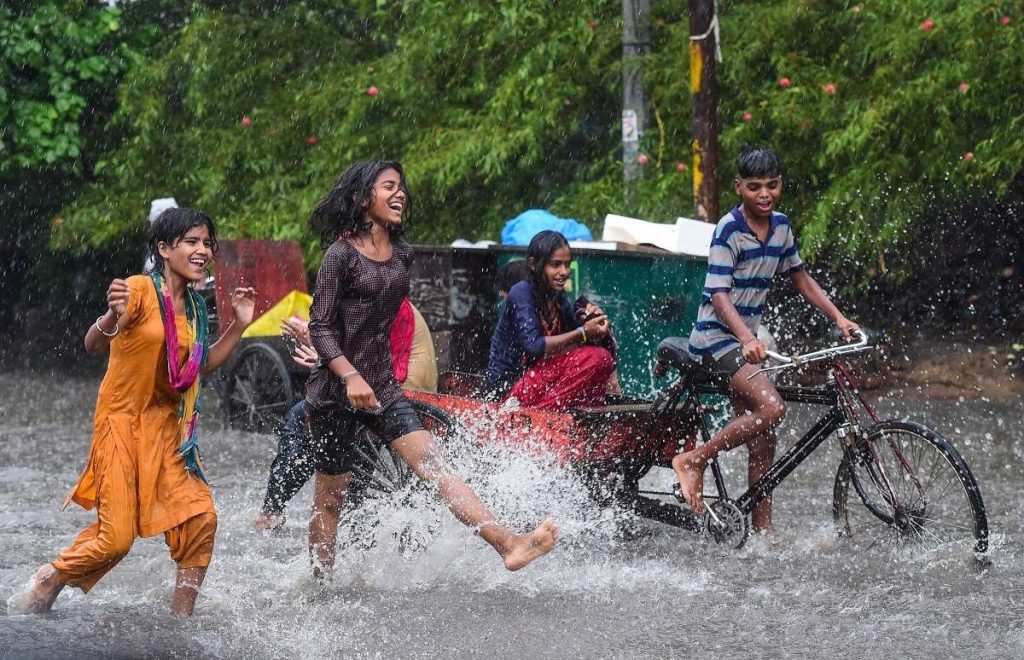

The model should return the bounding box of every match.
[578,326,587,344]
[742,336,757,347]
[341,370,359,382]
[95,315,119,338]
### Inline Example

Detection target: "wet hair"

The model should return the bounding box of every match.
[495,259,530,296]
[147,207,218,274]
[310,159,411,247]
[526,230,571,302]
[736,146,783,178]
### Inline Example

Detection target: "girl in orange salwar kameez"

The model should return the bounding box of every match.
[8,208,255,617]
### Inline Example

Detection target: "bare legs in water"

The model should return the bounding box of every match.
[308,428,559,579]
[9,564,207,616]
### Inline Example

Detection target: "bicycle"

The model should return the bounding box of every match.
[650,329,989,559]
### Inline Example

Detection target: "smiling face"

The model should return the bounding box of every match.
[541,247,573,292]
[363,168,407,229]
[158,225,213,283]
[734,175,783,224]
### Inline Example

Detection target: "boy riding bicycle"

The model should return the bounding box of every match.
[673,146,858,533]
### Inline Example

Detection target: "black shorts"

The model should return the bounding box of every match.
[307,396,424,475]
[701,347,748,383]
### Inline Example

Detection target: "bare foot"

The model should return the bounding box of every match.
[671,452,706,515]
[7,564,63,615]
[502,519,559,571]
[253,511,286,531]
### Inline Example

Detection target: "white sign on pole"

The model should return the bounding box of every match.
[622,110,639,143]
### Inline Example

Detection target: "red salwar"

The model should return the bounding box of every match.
[506,346,615,411]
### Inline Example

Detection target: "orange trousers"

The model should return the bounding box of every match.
[52,440,217,593]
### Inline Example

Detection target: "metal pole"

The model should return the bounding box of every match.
[690,0,719,221]
[622,0,651,204]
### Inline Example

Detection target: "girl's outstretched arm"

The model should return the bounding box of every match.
[204,287,256,374]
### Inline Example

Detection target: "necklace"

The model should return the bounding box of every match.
[539,299,562,336]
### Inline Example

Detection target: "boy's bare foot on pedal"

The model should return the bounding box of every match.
[502,519,559,571]
[672,453,706,515]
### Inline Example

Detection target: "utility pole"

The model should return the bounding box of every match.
[622,0,651,206]
[690,0,719,221]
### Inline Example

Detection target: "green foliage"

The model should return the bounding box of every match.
[43,0,1024,284]
[53,0,622,266]
[711,0,1024,273]
[0,2,128,171]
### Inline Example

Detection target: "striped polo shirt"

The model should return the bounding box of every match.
[687,207,804,360]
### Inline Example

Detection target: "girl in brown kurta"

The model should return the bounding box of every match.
[9,208,255,617]
[305,160,558,580]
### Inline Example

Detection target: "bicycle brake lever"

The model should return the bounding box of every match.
[746,362,793,380]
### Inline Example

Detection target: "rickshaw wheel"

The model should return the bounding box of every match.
[222,342,294,432]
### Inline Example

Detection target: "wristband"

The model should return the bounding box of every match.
[578,326,587,344]
[742,336,758,347]
[95,315,119,338]
[341,370,359,381]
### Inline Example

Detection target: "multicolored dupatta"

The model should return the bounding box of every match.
[151,273,210,483]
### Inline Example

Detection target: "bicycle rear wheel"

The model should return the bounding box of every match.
[832,421,988,558]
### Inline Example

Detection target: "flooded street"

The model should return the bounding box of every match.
[1,368,1022,659]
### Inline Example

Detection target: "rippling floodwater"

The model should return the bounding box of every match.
[1,369,1022,659]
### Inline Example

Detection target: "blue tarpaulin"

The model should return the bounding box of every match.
[500,209,593,246]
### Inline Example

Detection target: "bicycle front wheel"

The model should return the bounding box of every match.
[832,421,988,558]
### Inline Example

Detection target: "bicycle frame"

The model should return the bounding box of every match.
[655,361,878,519]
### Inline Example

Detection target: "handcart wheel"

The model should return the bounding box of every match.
[702,499,749,549]
[222,342,294,432]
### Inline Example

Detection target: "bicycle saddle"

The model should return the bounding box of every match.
[655,336,700,378]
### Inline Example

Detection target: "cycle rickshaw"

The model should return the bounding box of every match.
[346,330,989,562]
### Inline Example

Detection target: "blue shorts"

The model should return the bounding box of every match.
[307,396,424,475]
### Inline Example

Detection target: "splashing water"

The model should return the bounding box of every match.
[1,371,1022,658]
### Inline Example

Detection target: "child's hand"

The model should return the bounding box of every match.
[584,314,610,340]
[291,343,318,369]
[345,375,380,410]
[742,337,767,364]
[835,317,860,341]
[107,278,129,317]
[230,287,257,326]
[281,315,311,347]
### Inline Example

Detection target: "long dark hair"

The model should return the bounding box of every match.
[526,230,571,305]
[147,208,218,274]
[310,159,411,247]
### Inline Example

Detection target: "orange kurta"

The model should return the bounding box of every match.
[55,275,216,589]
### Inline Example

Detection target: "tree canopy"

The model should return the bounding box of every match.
[11,1,1024,288]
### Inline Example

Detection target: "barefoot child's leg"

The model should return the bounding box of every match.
[7,564,65,615]
[392,429,559,571]
[672,365,784,517]
[308,472,351,580]
[170,567,207,617]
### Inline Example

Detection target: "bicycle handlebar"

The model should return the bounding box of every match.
[748,329,872,380]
